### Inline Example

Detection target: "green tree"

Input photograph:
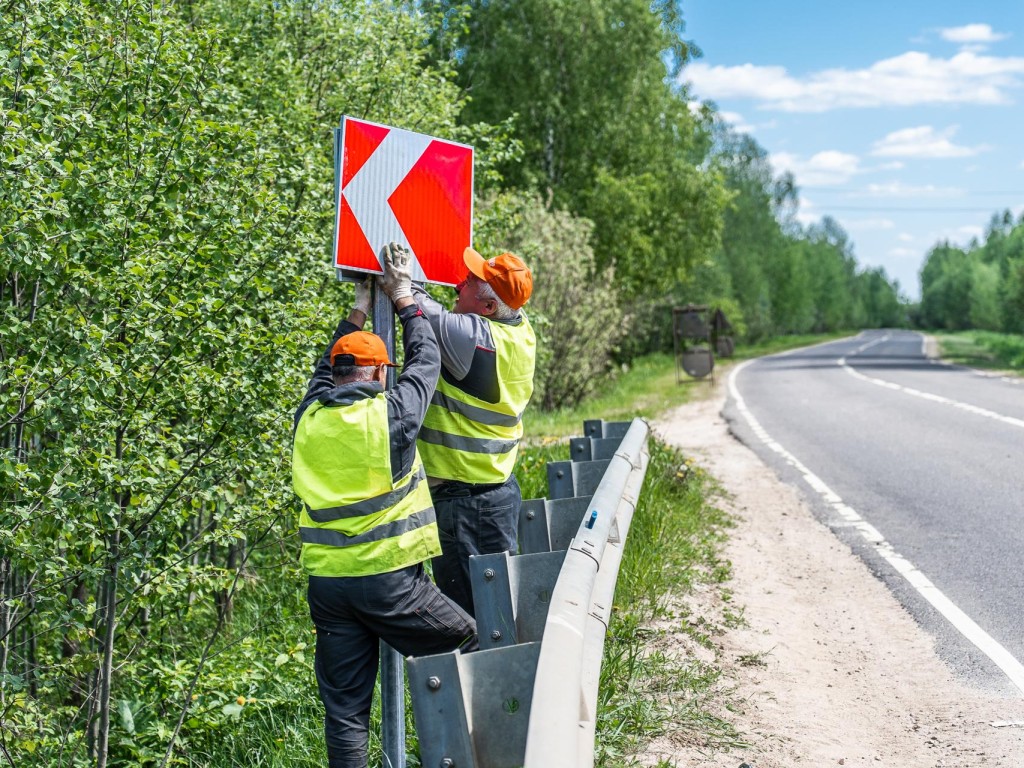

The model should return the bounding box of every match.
[427,0,726,299]
[920,242,973,330]
[499,194,624,409]
[705,132,787,339]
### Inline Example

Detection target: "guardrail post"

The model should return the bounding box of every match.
[471,552,517,649]
[583,419,630,440]
[569,435,624,462]
[408,643,542,768]
[518,497,592,555]
[406,652,474,768]
[470,550,566,645]
[546,458,611,499]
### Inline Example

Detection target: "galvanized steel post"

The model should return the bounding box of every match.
[374,285,406,768]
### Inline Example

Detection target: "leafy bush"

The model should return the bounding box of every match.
[498,194,625,410]
[0,1,482,765]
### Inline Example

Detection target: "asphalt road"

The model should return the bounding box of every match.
[722,329,1024,696]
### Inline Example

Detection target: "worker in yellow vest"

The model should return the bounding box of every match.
[292,244,477,768]
[410,245,536,616]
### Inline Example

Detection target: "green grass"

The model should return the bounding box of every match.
[524,353,695,439]
[592,444,743,767]
[931,330,1024,374]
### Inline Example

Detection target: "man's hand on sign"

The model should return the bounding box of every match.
[378,242,413,303]
[346,276,373,328]
[354,277,373,316]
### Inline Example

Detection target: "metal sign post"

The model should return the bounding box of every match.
[372,283,406,768]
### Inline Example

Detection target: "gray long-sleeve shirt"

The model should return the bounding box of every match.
[411,284,523,405]
[294,303,439,484]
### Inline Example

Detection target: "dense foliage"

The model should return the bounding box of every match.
[918,209,1024,333]
[1,1,473,765]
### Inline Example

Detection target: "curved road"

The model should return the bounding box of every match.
[723,329,1024,696]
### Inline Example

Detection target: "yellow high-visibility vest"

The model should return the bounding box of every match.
[418,315,536,483]
[292,394,440,577]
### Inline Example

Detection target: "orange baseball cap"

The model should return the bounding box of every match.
[463,247,533,310]
[331,331,395,367]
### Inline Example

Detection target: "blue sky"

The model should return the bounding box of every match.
[679,1,1024,300]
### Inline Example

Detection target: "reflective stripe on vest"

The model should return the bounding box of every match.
[418,314,536,483]
[292,394,440,577]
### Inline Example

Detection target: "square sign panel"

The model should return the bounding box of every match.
[334,116,474,286]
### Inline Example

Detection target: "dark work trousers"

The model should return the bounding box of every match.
[307,564,478,768]
[430,475,521,616]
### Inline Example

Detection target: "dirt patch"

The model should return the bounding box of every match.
[638,375,1024,768]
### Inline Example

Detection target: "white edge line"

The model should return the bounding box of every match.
[728,359,1024,696]
[839,335,1024,431]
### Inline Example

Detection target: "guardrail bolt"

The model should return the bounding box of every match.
[490,630,502,641]
[427,676,441,691]
[440,758,455,768]
[526,510,535,520]
[483,568,495,581]
[555,470,564,479]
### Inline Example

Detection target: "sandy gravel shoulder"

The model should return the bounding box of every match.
[636,375,1024,768]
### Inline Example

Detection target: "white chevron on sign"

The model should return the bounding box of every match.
[343,128,432,282]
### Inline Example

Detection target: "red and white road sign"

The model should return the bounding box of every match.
[334,116,474,286]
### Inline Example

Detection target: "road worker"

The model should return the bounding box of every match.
[292,244,477,768]
[408,245,536,616]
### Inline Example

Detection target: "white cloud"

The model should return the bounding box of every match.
[889,247,919,259]
[684,50,1024,112]
[940,24,1009,45]
[771,150,860,186]
[861,181,964,198]
[925,223,986,247]
[794,197,819,227]
[870,125,988,158]
[843,218,895,231]
[717,110,756,134]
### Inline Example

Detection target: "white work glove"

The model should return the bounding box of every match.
[353,276,372,316]
[378,242,413,302]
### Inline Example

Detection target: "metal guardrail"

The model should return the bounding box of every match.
[406,417,651,768]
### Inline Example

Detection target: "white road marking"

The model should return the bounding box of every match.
[840,334,1024,430]
[729,358,1024,696]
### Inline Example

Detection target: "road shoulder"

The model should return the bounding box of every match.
[638,376,1024,767]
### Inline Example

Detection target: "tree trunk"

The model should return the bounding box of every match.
[0,557,9,710]
[94,528,121,768]
[215,538,238,624]
[95,413,128,768]
[62,579,89,706]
